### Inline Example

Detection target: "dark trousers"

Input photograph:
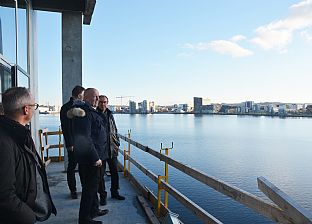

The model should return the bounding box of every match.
[98,157,119,198]
[78,164,99,221]
[67,149,77,192]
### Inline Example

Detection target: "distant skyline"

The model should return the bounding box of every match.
[37,0,312,106]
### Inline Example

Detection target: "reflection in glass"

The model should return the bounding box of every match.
[17,66,29,88]
[0,61,12,97]
[0,2,27,71]
[18,6,27,70]
[11,65,29,88]
[0,6,16,64]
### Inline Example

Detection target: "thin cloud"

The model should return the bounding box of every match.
[301,30,312,43]
[183,40,253,58]
[177,52,193,58]
[210,40,254,58]
[231,35,246,42]
[251,0,312,51]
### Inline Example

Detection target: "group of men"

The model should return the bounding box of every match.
[0,86,124,224]
[60,86,125,224]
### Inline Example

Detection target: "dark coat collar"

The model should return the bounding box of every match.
[0,115,30,146]
[96,107,112,115]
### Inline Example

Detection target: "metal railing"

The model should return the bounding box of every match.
[118,131,312,224]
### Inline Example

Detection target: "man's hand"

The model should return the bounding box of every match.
[67,146,74,152]
[95,159,102,167]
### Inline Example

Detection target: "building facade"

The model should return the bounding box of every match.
[193,97,202,113]
[129,100,136,113]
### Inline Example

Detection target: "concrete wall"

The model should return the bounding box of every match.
[62,12,82,104]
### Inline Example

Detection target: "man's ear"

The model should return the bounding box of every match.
[23,106,30,115]
[78,93,83,100]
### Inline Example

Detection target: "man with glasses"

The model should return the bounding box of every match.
[97,95,125,205]
[0,87,56,223]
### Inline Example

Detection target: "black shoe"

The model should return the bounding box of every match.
[78,218,102,224]
[91,209,109,218]
[70,191,78,199]
[112,194,125,200]
[100,197,107,206]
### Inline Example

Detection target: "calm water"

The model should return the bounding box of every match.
[40,114,312,224]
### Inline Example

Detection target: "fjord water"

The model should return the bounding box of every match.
[40,114,312,224]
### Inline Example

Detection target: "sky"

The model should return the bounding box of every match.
[35,0,312,106]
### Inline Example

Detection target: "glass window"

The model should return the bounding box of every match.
[0,6,16,64]
[14,65,29,88]
[0,2,27,72]
[0,58,12,99]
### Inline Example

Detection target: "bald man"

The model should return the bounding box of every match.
[68,88,109,224]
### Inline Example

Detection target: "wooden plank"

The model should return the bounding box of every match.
[117,161,169,217]
[44,158,51,167]
[161,181,223,224]
[258,177,312,224]
[41,128,48,134]
[46,131,62,135]
[118,134,289,223]
[49,144,64,149]
[137,195,160,224]
[49,156,65,162]
[120,149,223,224]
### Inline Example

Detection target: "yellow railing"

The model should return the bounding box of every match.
[118,131,312,224]
[38,127,64,166]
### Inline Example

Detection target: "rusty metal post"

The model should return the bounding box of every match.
[123,148,127,176]
[164,148,169,208]
[58,126,62,162]
[157,175,162,217]
[127,130,131,173]
[160,142,173,208]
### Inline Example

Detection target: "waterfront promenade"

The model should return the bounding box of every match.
[43,162,148,224]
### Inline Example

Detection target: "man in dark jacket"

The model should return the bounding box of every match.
[0,87,57,224]
[60,85,85,199]
[68,88,109,224]
[97,95,125,204]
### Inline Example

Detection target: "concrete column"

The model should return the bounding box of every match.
[62,12,82,171]
[62,11,82,104]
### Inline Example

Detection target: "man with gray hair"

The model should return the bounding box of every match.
[0,87,56,223]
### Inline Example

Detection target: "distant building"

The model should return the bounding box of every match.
[278,104,286,116]
[219,105,237,114]
[179,104,188,112]
[201,104,221,113]
[39,106,49,114]
[202,98,211,105]
[138,100,148,113]
[244,101,254,113]
[109,105,116,112]
[129,101,136,114]
[193,97,202,113]
[142,100,148,113]
[149,101,155,113]
[267,104,279,115]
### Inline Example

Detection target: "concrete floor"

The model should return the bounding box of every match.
[42,162,148,224]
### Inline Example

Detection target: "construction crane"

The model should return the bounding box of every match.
[116,96,134,106]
